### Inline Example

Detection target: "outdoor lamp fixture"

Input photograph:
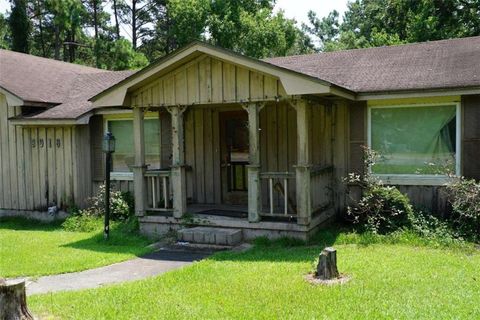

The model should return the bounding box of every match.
[102,132,116,240]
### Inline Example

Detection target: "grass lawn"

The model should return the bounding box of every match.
[30,232,480,319]
[0,218,152,278]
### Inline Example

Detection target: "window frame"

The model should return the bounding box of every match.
[367,102,461,185]
[104,115,160,179]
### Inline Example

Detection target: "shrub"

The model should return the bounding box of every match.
[345,147,414,234]
[62,212,103,232]
[62,185,135,232]
[445,176,480,241]
[82,184,133,221]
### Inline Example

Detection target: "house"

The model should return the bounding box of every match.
[1,36,479,240]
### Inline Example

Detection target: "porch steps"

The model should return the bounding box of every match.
[177,227,243,246]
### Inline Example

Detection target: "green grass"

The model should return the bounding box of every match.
[30,230,480,319]
[0,218,152,278]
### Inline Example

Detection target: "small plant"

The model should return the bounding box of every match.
[345,147,413,234]
[445,176,480,242]
[62,185,135,232]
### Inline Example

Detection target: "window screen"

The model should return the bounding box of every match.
[370,105,457,175]
[107,119,161,172]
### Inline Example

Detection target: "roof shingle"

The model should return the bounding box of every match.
[264,36,480,93]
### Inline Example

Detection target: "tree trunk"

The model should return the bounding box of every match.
[93,0,100,68]
[0,279,34,320]
[316,247,339,280]
[113,0,120,40]
[54,25,61,60]
[132,0,137,50]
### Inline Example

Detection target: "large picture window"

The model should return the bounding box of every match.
[369,104,460,178]
[107,118,161,172]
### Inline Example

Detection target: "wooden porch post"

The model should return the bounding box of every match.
[132,107,147,216]
[243,102,263,222]
[293,99,312,225]
[167,105,188,218]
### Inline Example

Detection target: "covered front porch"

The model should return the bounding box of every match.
[131,98,335,237]
[91,42,349,239]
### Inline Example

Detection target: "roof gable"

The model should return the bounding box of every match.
[91,42,350,108]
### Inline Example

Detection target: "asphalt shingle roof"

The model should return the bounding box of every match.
[0,49,135,119]
[264,36,480,93]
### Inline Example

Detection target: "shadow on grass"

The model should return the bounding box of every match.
[209,228,346,264]
[0,217,64,232]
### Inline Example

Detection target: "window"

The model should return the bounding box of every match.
[107,118,161,172]
[368,104,460,180]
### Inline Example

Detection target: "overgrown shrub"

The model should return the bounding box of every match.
[62,185,136,232]
[345,147,414,234]
[62,213,103,232]
[82,184,133,221]
[445,176,480,241]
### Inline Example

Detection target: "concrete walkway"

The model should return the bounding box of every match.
[23,250,210,296]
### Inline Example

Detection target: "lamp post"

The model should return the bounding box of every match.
[103,132,116,240]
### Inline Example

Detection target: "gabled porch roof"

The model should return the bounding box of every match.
[90,41,355,108]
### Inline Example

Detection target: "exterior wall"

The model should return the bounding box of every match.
[347,95,480,215]
[0,93,91,213]
[131,54,285,107]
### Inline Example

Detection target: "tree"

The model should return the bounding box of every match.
[0,13,10,49]
[305,0,480,52]
[8,0,30,53]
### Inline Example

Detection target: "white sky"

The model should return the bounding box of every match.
[0,0,350,39]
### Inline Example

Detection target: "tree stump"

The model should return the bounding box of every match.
[316,247,339,280]
[0,279,34,320]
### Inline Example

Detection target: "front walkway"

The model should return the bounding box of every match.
[24,250,209,295]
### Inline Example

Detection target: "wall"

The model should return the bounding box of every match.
[0,93,91,212]
[347,95,480,215]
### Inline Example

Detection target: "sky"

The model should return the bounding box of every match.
[0,0,350,38]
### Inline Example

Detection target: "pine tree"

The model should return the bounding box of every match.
[8,0,30,53]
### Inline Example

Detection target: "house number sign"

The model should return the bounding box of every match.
[31,138,62,148]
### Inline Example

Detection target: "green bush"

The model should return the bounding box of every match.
[62,185,136,232]
[445,176,480,242]
[348,184,413,234]
[62,213,103,232]
[345,147,414,234]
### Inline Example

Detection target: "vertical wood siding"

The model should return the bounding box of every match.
[462,94,480,180]
[0,94,92,212]
[131,54,283,107]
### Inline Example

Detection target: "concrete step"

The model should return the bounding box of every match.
[178,227,243,246]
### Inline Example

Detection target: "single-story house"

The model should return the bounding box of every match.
[1,36,479,240]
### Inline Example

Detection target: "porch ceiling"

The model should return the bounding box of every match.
[91,41,355,108]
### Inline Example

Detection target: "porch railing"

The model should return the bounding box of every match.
[310,165,334,213]
[145,170,172,211]
[260,171,295,216]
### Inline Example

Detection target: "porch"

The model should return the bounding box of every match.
[90,47,347,239]
[131,99,336,238]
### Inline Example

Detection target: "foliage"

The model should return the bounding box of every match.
[30,234,480,319]
[445,176,480,241]
[62,213,104,232]
[304,0,480,52]
[0,13,10,49]
[105,38,149,70]
[0,217,151,278]
[8,0,30,53]
[345,147,414,234]
[62,185,134,233]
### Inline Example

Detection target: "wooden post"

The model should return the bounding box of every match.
[243,102,263,223]
[293,99,312,225]
[132,107,147,217]
[168,105,187,218]
[0,279,34,320]
[316,247,339,280]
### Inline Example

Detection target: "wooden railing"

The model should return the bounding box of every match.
[310,165,334,213]
[260,172,295,216]
[145,170,172,211]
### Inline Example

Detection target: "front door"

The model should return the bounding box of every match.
[220,111,249,205]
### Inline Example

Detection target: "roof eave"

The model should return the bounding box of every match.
[357,86,480,100]
[91,41,349,108]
